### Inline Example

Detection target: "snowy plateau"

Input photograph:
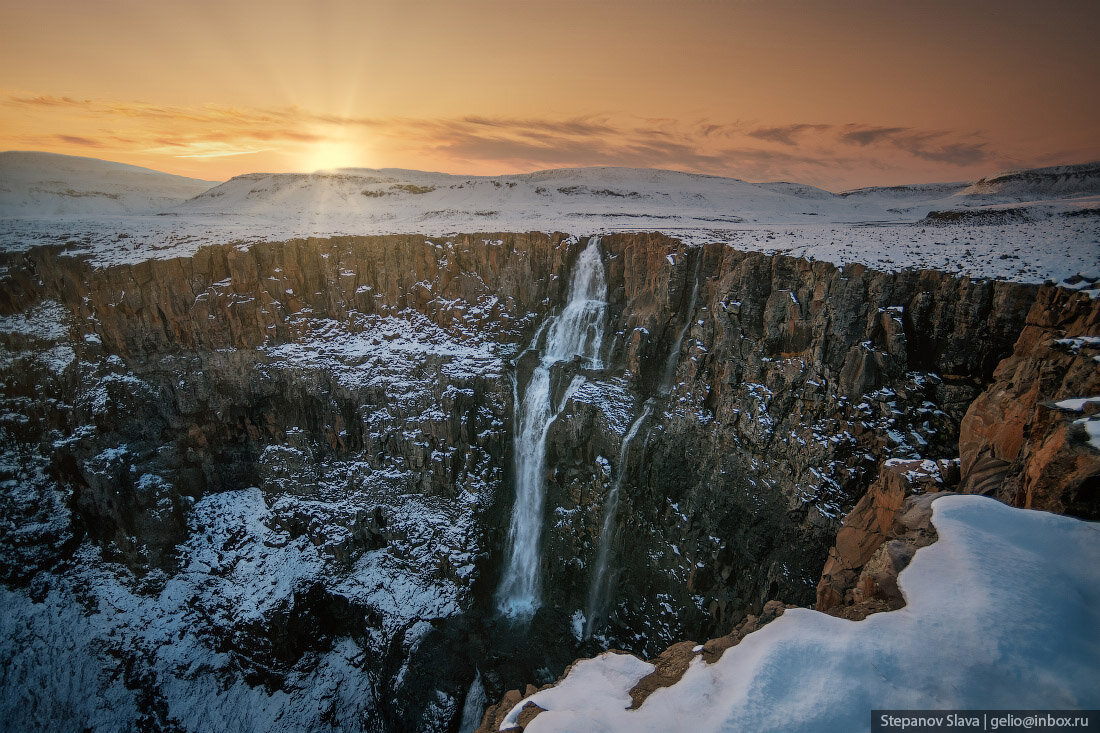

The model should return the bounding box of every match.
[0,151,1098,732]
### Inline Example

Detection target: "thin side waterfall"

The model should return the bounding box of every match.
[583,250,703,638]
[659,252,703,393]
[582,399,652,639]
[457,670,487,733]
[496,237,608,618]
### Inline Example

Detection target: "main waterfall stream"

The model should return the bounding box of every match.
[496,237,608,618]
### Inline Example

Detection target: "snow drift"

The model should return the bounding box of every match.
[500,495,1100,731]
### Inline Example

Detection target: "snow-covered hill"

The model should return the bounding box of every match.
[176,162,1100,228]
[178,166,843,226]
[0,151,217,216]
[175,161,1100,227]
[0,154,1096,287]
[961,161,1100,200]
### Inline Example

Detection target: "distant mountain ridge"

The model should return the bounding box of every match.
[2,151,1098,227]
[962,161,1100,198]
[0,151,217,216]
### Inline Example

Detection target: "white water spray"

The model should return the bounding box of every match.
[496,237,608,618]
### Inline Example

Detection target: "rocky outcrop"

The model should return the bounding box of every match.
[477,600,797,732]
[959,286,1099,518]
[815,459,951,618]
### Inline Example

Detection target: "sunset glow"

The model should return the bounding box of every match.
[1,0,1097,188]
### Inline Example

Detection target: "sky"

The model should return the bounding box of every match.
[1,0,1098,189]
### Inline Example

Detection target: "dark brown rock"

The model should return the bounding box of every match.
[476,688,523,733]
[516,701,546,728]
[627,640,699,709]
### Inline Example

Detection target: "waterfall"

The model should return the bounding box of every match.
[457,670,487,733]
[582,399,652,638]
[659,251,703,393]
[496,237,608,618]
[583,249,702,638]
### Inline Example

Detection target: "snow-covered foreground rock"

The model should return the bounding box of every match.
[499,496,1100,732]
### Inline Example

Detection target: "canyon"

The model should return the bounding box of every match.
[2,227,1096,731]
[0,155,1098,731]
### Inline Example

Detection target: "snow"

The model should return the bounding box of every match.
[0,468,488,731]
[1076,417,1100,451]
[1,155,1096,286]
[262,312,505,392]
[0,487,383,731]
[0,151,216,216]
[1054,336,1100,354]
[500,496,1100,731]
[1054,396,1100,412]
[0,300,70,341]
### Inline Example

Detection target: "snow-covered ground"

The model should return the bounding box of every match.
[1,153,1096,286]
[499,495,1100,731]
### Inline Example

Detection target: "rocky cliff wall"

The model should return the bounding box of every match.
[959,285,1099,517]
[0,232,1046,731]
[537,233,1035,650]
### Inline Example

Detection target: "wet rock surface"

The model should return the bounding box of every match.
[0,231,1070,731]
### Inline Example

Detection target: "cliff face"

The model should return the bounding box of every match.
[0,232,1048,730]
[555,233,1034,649]
[959,285,1099,518]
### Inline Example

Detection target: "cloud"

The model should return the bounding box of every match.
[836,124,991,165]
[55,134,102,147]
[4,91,1003,183]
[12,95,89,108]
[838,125,911,146]
[890,133,990,165]
[411,117,739,172]
[456,115,617,138]
[747,124,832,146]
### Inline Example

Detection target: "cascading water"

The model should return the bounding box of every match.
[496,237,608,618]
[457,670,487,733]
[582,399,652,639]
[659,253,703,393]
[583,250,703,638]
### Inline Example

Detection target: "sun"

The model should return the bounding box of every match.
[298,139,369,172]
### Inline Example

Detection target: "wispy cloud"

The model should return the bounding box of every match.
[838,125,910,146]
[747,124,832,146]
[4,92,1002,183]
[890,133,989,165]
[836,125,990,165]
[55,134,102,147]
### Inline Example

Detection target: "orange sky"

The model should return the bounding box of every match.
[1,0,1098,189]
